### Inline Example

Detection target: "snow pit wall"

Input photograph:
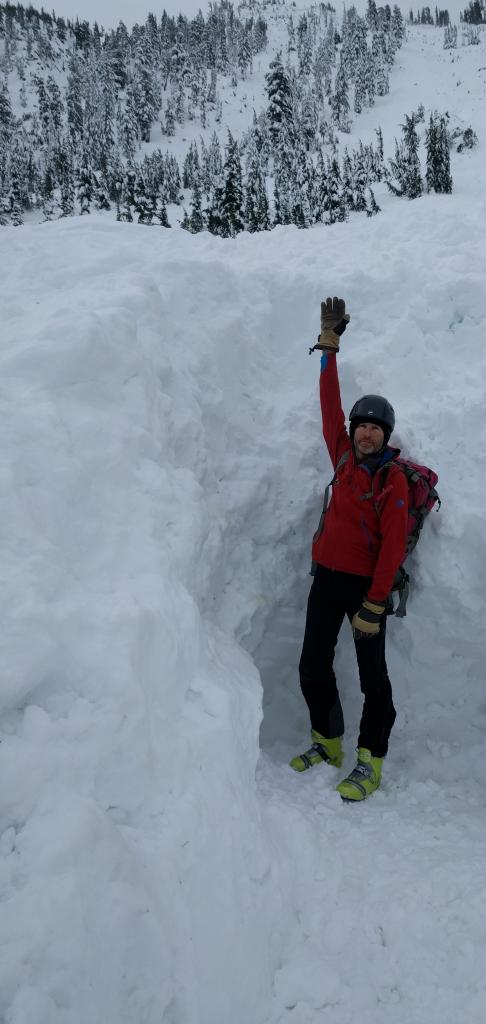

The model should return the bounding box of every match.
[0,209,485,1023]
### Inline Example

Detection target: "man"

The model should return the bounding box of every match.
[290,297,408,801]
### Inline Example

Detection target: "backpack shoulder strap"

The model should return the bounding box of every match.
[322,449,351,513]
[358,457,396,503]
[310,448,352,577]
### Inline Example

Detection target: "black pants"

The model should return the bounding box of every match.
[298,565,396,758]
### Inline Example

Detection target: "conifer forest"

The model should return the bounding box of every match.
[0,0,463,233]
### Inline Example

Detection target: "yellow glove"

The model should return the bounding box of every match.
[351,599,386,640]
[316,296,350,352]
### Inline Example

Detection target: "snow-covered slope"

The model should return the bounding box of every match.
[1,16,486,1024]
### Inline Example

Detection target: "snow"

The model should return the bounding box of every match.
[1,14,486,1024]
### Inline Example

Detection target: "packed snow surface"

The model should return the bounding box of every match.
[1,16,486,1024]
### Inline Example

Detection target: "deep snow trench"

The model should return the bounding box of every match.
[2,182,486,1023]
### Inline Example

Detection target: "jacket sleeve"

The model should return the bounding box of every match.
[319,352,352,470]
[367,469,409,603]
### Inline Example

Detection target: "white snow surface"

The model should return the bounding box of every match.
[1,21,486,1024]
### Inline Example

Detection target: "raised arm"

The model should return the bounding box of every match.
[315,297,352,470]
[319,353,352,469]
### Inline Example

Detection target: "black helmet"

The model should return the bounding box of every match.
[349,394,395,443]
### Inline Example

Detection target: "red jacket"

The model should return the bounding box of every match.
[312,353,409,603]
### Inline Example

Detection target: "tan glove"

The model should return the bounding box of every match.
[316,296,350,352]
[351,598,386,640]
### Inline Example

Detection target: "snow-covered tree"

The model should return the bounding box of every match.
[219,131,244,237]
[365,185,380,216]
[266,53,295,151]
[387,114,423,198]
[273,156,293,226]
[443,23,457,47]
[332,57,351,132]
[77,161,93,214]
[186,176,205,233]
[425,113,453,192]
[244,134,270,232]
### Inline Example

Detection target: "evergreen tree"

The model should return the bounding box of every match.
[332,57,351,132]
[163,98,176,138]
[34,76,51,144]
[77,161,93,214]
[372,32,390,96]
[299,89,319,152]
[164,154,182,203]
[107,20,130,90]
[341,150,356,211]
[354,55,367,113]
[205,185,224,236]
[253,15,268,54]
[244,137,269,232]
[207,131,223,185]
[273,157,293,226]
[323,157,347,223]
[124,168,137,209]
[297,14,313,77]
[425,113,452,192]
[93,172,111,211]
[133,173,156,224]
[367,0,379,31]
[117,168,136,221]
[60,168,75,217]
[353,147,368,211]
[219,131,244,237]
[0,180,10,226]
[374,126,385,180]
[365,49,376,106]
[387,114,423,198]
[133,33,161,143]
[365,186,381,216]
[99,53,117,157]
[66,53,85,144]
[265,53,295,151]
[180,206,191,231]
[443,24,457,47]
[207,68,217,107]
[0,83,14,151]
[187,176,205,232]
[155,194,170,227]
[57,141,75,216]
[313,149,327,223]
[41,166,56,220]
[289,146,313,227]
[237,25,253,78]
[183,140,200,189]
[47,76,64,142]
[8,165,24,226]
[118,91,139,161]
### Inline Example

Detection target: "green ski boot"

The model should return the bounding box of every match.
[290,730,343,772]
[337,748,383,802]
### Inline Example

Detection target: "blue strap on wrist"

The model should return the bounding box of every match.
[320,353,328,371]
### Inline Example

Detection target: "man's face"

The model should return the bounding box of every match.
[353,422,385,460]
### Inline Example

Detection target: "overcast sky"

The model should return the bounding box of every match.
[54,0,206,29]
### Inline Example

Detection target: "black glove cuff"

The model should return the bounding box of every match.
[334,319,348,337]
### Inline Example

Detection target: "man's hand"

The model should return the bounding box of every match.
[316,297,350,352]
[351,598,386,640]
